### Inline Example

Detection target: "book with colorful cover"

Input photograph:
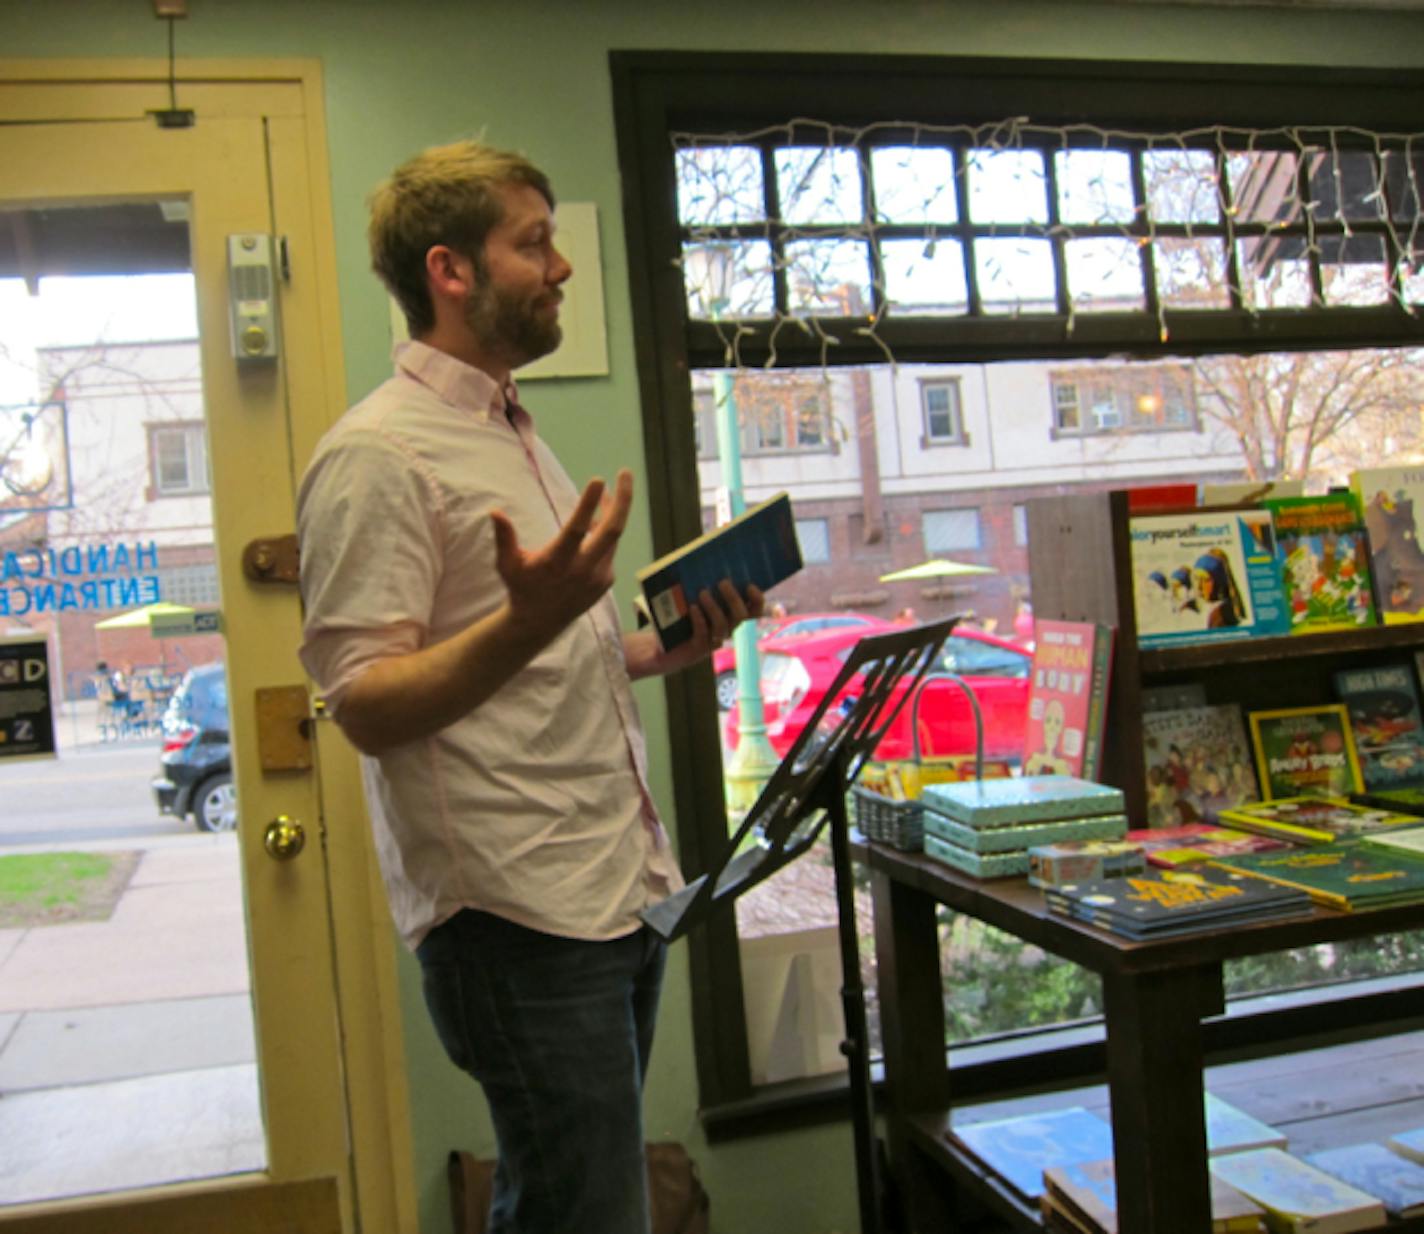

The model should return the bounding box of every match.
[1207,841,1424,911]
[1044,866,1313,939]
[635,491,802,651]
[1143,704,1260,827]
[1044,1155,1268,1233]
[1210,1148,1387,1233]
[1265,492,1377,634]
[1351,465,1424,624]
[1129,509,1290,647]
[921,775,1125,828]
[1247,706,1363,800]
[1333,663,1424,792]
[1206,1092,1289,1156]
[1387,1127,1424,1166]
[1217,797,1421,846]
[1125,824,1288,869]
[948,1105,1114,1203]
[1023,618,1115,781]
[1304,1142,1424,1219]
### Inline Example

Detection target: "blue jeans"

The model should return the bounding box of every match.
[416,909,667,1234]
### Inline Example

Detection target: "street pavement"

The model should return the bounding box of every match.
[0,700,263,1207]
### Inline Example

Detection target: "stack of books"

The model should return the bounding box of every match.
[918,776,1127,879]
[1207,841,1424,912]
[1044,865,1313,940]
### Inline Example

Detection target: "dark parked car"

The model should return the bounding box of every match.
[151,662,235,833]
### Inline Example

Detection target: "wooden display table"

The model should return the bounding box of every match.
[868,843,1424,1232]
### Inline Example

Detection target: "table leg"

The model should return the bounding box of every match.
[1101,963,1224,1232]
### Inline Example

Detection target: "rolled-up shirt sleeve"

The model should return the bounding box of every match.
[297,427,443,714]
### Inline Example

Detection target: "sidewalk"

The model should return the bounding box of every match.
[0,832,264,1205]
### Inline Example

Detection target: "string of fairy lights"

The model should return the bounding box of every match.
[671,118,1424,369]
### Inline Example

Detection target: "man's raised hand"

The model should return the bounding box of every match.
[490,469,635,636]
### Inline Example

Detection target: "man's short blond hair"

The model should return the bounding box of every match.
[368,139,555,337]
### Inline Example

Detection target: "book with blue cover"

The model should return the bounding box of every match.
[1210,1147,1386,1233]
[1304,1142,1424,1218]
[635,491,802,651]
[1206,1092,1288,1156]
[1388,1126,1424,1165]
[922,775,1125,828]
[1044,1154,1269,1232]
[948,1105,1114,1202]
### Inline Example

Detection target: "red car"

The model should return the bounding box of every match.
[722,624,1032,765]
[713,611,896,709]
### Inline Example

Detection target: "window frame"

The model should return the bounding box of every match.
[146,420,209,498]
[920,377,968,446]
[611,48,1424,1121]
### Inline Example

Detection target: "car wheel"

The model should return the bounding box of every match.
[715,671,739,711]
[193,774,238,833]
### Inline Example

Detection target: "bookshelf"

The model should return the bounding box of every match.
[1023,489,1424,821]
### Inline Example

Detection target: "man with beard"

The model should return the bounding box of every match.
[297,139,762,1234]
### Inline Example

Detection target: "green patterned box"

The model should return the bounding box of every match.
[922,776,1125,827]
[924,835,1029,878]
[924,813,1128,854]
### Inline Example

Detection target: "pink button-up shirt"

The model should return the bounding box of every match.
[297,341,682,950]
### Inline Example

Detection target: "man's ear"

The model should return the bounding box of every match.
[425,244,477,306]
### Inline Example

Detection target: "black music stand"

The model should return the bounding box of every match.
[643,616,962,1234]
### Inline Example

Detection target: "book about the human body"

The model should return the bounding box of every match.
[1208,841,1424,911]
[1129,509,1290,646]
[635,491,802,651]
[1351,466,1424,624]
[1265,492,1378,634]
[1142,703,1259,826]
[948,1106,1114,1202]
[1333,663,1424,792]
[1305,1142,1424,1218]
[1247,705,1363,801]
[1216,797,1420,845]
[1023,618,1115,781]
[1209,1147,1387,1233]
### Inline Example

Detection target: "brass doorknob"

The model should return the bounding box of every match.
[264,816,306,860]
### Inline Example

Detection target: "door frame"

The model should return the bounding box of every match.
[0,58,415,1234]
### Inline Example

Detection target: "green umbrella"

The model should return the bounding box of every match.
[879,559,997,583]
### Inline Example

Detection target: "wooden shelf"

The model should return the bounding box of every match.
[1141,622,1424,675]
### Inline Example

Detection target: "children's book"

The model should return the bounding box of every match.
[1217,797,1421,846]
[1043,1155,1269,1233]
[1044,866,1313,939]
[1022,618,1115,781]
[1208,841,1424,911]
[1387,1127,1424,1166]
[947,1105,1114,1202]
[1333,663,1424,792]
[921,775,1125,828]
[1206,1092,1289,1156]
[1351,466,1424,624]
[1142,703,1259,826]
[1247,706,1363,800]
[1129,509,1290,646]
[1304,1142,1424,1218]
[1210,1148,1387,1233]
[1265,492,1378,633]
[634,491,802,651]
[1125,824,1288,868]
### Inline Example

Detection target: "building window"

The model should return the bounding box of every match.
[923,507,982,552]
[693,372,832,457]
[1050,363,1197,436]
[921,379,967,445]
[148,423,208,496]
[1013,503,1029,546]
[795,517,831,564]
[158,562,220,606]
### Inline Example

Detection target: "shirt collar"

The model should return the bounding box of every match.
[394,339,529,427]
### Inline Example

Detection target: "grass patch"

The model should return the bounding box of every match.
[0,850,141,929]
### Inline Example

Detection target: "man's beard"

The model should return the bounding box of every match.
[464,281,562,369]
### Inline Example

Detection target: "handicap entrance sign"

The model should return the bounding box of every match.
[0,635,56,761]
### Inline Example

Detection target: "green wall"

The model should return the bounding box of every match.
[7,1,1422,1229]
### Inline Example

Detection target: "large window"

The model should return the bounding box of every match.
[147,422,208,497]
[614,51,1424,1120]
